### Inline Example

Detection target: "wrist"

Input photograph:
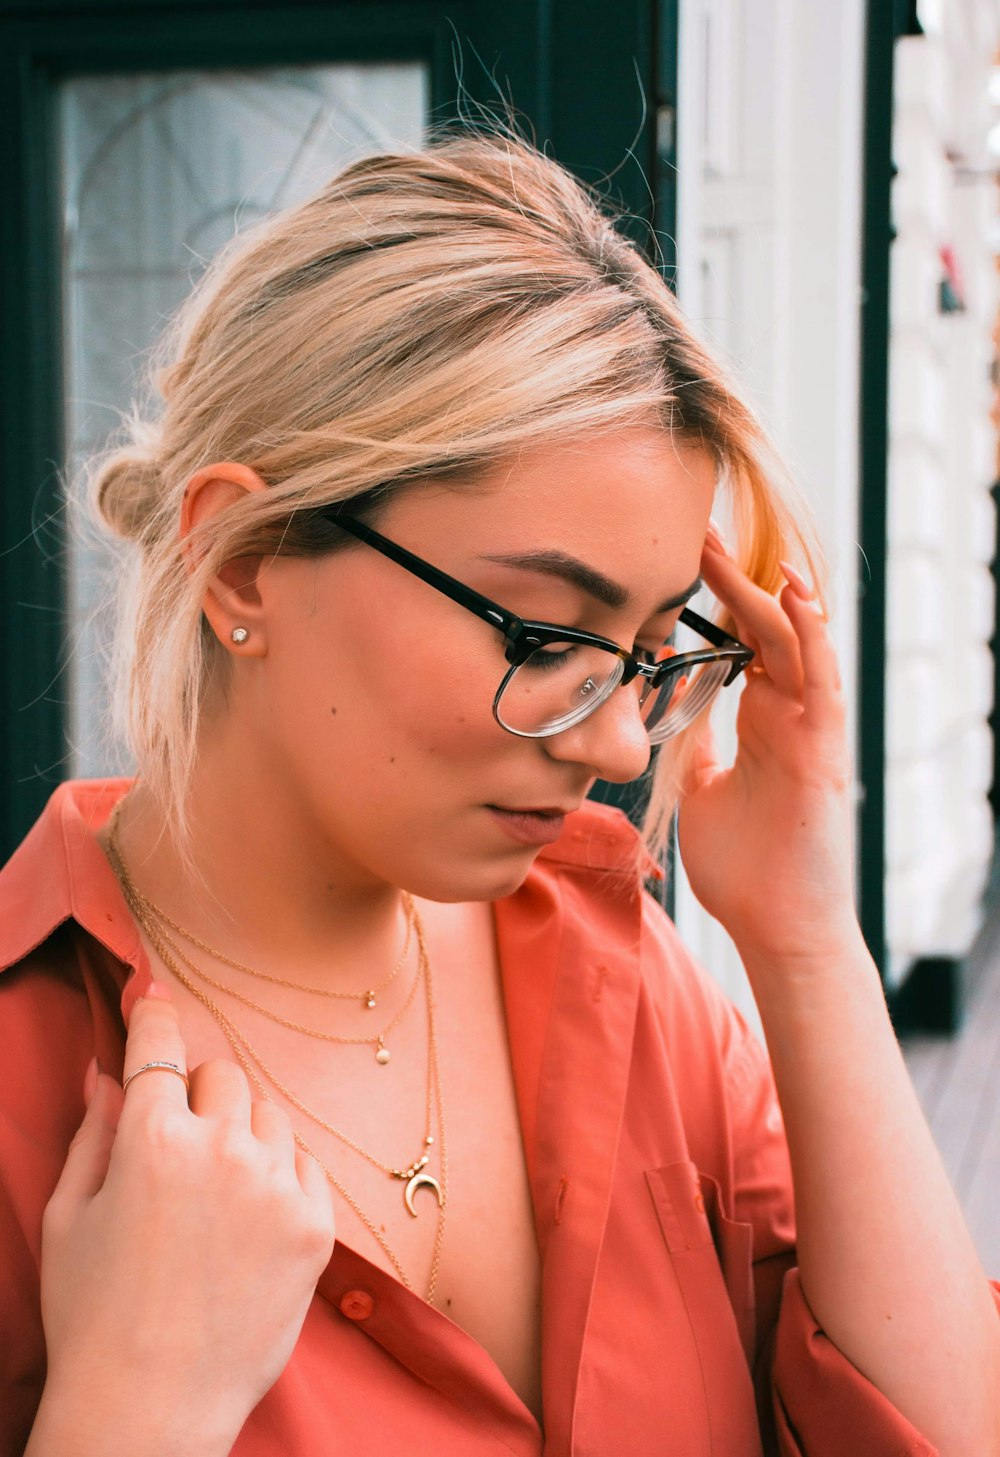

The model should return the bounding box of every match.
[27,1371,243,1457]
[735,921,877,1002]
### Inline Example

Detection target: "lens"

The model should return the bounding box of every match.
[642,659,730,743]
[497,643,625,736]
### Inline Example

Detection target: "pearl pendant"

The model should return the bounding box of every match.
[365,992,376,1009]
[375,1039,391,1065]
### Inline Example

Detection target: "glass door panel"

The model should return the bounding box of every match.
[60,63,428,775]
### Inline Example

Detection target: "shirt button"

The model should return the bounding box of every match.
[339,1289,375,1321]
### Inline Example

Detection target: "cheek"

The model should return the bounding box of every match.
[384,650,504,755]
[286,563,513,770]
[313,615,505,765]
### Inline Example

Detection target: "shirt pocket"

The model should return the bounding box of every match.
[646,1160,757,1369]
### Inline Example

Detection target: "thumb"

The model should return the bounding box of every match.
[681,721,722,797]
[53,1061,125,1207]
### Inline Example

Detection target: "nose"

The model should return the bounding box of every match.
[542,683,652,784]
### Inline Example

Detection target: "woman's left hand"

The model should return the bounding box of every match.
[675,529,862,968]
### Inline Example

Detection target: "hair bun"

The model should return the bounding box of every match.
[92,451,163,541]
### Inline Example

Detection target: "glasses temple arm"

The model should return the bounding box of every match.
[679,605,752,653]
[325,512,520,636]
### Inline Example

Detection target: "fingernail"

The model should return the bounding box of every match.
[145,980,173,1001]
[83,1055,99,1105]
[779,560,815,601]
[704,520,728,553]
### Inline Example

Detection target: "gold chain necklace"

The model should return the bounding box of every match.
[129,896,420,1067]
[106,811,448,1301]
[126,873,412,1011]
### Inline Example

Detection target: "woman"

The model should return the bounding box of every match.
[0,132,997,1457]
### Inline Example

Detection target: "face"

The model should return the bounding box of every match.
[240,428,715,902]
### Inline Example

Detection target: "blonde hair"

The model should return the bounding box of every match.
[87,128,819,860]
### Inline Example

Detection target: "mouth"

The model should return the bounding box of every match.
[485,803,578,847]
[489,803,579,817]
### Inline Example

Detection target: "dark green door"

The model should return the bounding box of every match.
[0,0,676,859]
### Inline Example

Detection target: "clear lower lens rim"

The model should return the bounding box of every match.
[645,659,730,745]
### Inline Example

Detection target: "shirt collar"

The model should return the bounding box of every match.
[0,778,141,975]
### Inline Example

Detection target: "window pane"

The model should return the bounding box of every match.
[60,64,428,776]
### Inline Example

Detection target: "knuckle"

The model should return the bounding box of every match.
[128,1103,193,1168]
[214,1128,258,1179]
[203,1055,244,1082]
[257,1097,292,1131]
[298,1202,336,1260]
[192,1058,248,1101]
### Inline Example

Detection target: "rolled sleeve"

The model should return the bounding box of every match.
[770,1268,938,1456]
[719,1002,1000,1457]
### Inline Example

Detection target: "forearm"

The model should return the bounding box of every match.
[743,931,1000,1457]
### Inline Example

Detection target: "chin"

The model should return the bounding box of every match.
[396,847,541,905]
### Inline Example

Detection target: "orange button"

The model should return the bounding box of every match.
[339,1289,375,1321]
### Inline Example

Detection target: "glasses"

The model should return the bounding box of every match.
[326,511,754,743]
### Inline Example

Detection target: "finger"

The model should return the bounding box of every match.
[782,586,844,723]
[295,1142,336,1226]
[778,559,817,605]
[700,544,803,695]
[251,1096,295,1151]
[120,984,191,1113]
[188,1058,253,1123]
[50,1071,125,1207]
[681,721,721,797]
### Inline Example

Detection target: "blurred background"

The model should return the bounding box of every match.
[2,0,998,1262]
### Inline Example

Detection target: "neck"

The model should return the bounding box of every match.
[108,736,406,992]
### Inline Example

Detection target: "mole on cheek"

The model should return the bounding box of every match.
[330,706,337,715]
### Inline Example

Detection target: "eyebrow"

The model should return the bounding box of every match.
[480,549,702,614]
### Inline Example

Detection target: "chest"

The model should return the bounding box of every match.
[145,900,544,1423]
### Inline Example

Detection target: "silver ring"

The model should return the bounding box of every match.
[122,1060,190,1094]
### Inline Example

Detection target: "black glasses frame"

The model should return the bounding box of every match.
[326,510,755,733]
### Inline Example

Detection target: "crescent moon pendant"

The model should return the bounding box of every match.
[404,1171,443,1218]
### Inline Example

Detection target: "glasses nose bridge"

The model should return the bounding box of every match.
[630,653,679,708]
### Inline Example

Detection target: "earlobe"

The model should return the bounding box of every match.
[180,461,271,657]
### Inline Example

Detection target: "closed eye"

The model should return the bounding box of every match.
[520,643,584,672]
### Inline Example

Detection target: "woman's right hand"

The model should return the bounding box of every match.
[29,985,336,1457]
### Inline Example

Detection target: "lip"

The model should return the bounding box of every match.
[486,805,574,846]
[493,803,580,816]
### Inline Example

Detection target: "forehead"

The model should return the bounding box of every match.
[381,428,716,574]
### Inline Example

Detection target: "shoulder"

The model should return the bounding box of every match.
[0,777,140,976]
[0,781,136,1184]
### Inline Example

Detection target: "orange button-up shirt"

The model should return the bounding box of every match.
[1,780,992,1455]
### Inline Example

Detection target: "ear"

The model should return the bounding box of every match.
[181,461,270,657]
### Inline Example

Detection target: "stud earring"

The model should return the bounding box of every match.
[231,627,249,645]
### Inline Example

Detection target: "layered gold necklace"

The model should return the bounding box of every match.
[106,802,448,1301]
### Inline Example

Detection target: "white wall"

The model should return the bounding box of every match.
[676,0,1000,1018]
[884,13,999,986]
[674,0,866,1033]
